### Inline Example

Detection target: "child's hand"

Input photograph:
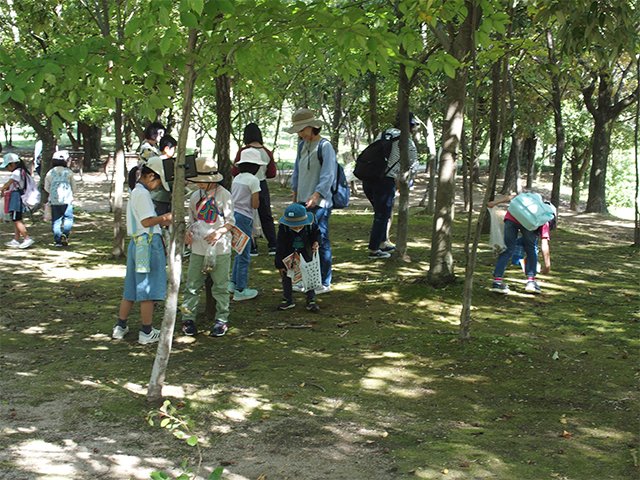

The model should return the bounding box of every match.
[159,213,172,227]
[312,241,319,253]
[184,231,193,246]
[278,268,287,277]
[206,228,224,245]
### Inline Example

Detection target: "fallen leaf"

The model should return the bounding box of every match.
[442,468,449,474]
[552,351,559,360]
[300,382,305,388]
[460,461,470,467]
[562,430,573,438]
[261,414,270,419]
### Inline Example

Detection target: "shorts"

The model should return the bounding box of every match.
[122,235,167,302]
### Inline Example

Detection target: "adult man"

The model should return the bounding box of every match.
[286,108,337,294]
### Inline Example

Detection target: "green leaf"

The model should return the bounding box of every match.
[150,473,169,480]
[160,418,171,428]
[186,435,198,446]
[181,12,199,29]
[190,0,205,15]
[216,0,235,15]
[11,89,25,103]
[444,62,456,78]
[209,466,224,480]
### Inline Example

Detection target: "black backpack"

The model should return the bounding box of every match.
[296,139,350,209]
[354,130,400,182]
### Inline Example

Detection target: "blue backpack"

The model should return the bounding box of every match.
[297,139,350,209]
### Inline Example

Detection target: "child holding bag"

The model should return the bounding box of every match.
[181,157,235,337]
[112,157,172,344]
[274,203,320,312]
[0,153,35,249]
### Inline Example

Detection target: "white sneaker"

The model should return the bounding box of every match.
[112,325,129,339]
[138,327,161,345]
[292,283,304,293]
[19,238,35,249]
[315,285,331,295]
[5,239,20,248]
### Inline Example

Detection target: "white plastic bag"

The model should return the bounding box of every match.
[299,251,322,292]
[488,207,506,257]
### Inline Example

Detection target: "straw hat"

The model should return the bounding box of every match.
[188,156,224,183]
[285,108,324,134]
[279,203,315,228]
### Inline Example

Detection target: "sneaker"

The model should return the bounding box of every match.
[250,248,259,257]
[306,300,320,312]
[292,283,304,293]
[380,243,396,252]
[138,327,161,345]
[368,249,391,259]
[277,299,296,310]
[112,325,129,339]
[268,247,277,255]
[315,285,331,295]
[60,234,68,246]
[227,282,236,294]
[54,243,63,248]
[18,238,35,249]
[233,288,258,301]
[5,239,20,248]
[182,320,197,336]
[491,281,510,294]
[210,321,228,337]
[525,280,541,294]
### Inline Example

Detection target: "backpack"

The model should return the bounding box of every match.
[353,130,400,182]
[49,168,74,205]
[19,169,41,209]
[507,193,556,231]
[297,139,350,209]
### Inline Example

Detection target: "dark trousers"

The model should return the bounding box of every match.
[362,176,396,251]
[282,274,316,303]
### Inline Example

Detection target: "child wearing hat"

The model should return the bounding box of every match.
[181,157,235,337]
[0,153,36,249]
[274,203,321,311]
[229,148,262,301]
[112,157,172,344]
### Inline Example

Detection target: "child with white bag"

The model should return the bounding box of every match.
[274,203,321,312]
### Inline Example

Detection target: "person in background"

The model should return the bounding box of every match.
[232,123,278,256]
[488,194,553,295]
[138,122,165,165]
[33,139,42,176]
[286,108,337,295]
[229,149,261,301]
[150,134,177,216]
[112,157,172,344]
[362,112,420,260]
[1,153,35,249]
[181,157,235,337]
[44,151,77,247]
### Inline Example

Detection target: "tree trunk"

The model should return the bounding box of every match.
[368,74,379,140]
[428,2,474,286]
[524,133,537,189]
[214,72,233,191]
[569,145,590,211]
[501,130,523,195]
[547,28,565,210]
[331,82,342,150]
[393,59,412,262]
[583,70,639,213]
[111,99,126,258]
[147,28,198,403]
[461,130,470,211]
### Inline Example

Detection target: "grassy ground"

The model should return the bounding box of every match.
[0,184,638,479]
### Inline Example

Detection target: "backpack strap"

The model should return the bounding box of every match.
[317,138,326,166]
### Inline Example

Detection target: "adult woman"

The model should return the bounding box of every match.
[286,108,337,294]
[231,123,278,255]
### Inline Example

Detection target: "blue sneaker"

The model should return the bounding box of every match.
[233,288,258,301]
[227,282,236,294]
[182,320,197,336]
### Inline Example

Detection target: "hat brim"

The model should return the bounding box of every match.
[0,160,13,169]
[285,119,324,134]
[279,211,315,227]
[188,173,224,183]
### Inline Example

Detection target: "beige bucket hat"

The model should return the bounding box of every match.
[285,108,324,134]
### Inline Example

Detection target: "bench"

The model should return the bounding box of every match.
[104,152,140,178]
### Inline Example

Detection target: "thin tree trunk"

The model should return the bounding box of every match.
[111,98,126,258]
[214,72,233,191]
[394,59,412,262]
[547,28,565,210]
[368,74,379,140]
[331,82,342,150]
[147,28,198,403]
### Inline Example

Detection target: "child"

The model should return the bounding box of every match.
[275,203,321,312]
[112,157,172,344]
[229,148,262,301]
[181,157,235,337]
[150,134,177,215]
[0,153,35,249]
[44,151,77,247]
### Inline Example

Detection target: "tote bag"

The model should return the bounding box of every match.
[299,251,322,292]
